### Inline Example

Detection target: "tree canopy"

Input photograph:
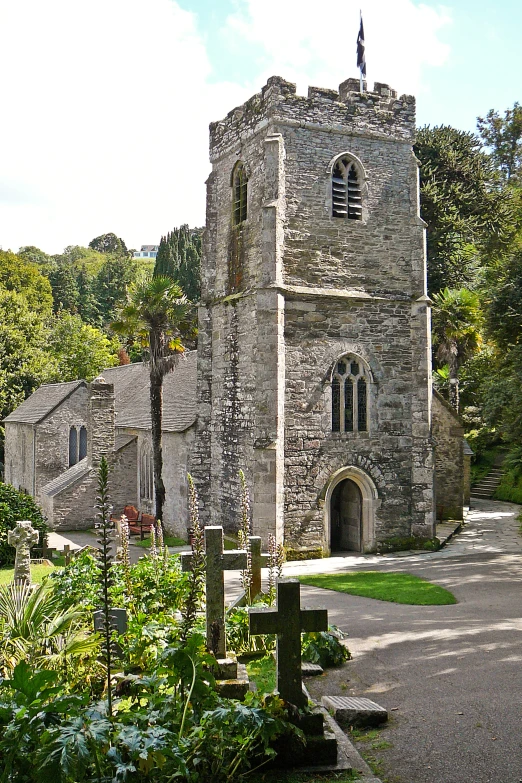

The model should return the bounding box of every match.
[0,251,53,317]
[88,233,129,256]
[154,225,202,302]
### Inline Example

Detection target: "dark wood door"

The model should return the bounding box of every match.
[331,479,362,551]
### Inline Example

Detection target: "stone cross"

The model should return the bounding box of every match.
[181,525,247,659]
[249,579,328,708]
[249,536,269,600]
[8,520,39,585]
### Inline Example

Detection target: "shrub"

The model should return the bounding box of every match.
[0,483,48,566]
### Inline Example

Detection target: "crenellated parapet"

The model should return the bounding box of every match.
[210,75,415,160]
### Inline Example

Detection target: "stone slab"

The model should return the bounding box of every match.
[322,695,388,727]
[215,662,249,700]
[302,661,323,676]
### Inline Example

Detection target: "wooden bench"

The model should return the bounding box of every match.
[129,513,156,541]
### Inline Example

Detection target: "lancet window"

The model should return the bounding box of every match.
[331,356,369,433]
[332,157,363,220]
[232,161,248,226]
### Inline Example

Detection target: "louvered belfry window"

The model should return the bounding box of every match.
[332,157,362,220]
[331,356,369,433]
[232,162,248,225]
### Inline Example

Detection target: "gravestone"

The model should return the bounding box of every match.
[249,578,328,708]
[249,536,269,599]
[8,520,39,585]
[181,525,247,659]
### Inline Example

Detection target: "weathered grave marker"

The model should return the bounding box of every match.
[249,578,328,708]
[181,525,247,659]
[249,536,269,599]
[8,520,39,585]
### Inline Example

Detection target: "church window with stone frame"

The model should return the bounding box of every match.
[140,446,154,503]
[331,356,369,433]
[331,156,363,220]
[228,161,248,293]
[68,425,87,466]
[232,161,248,226]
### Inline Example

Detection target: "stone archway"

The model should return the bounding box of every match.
[324,466,378,553]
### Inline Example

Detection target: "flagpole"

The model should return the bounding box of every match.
[357,10,366,93]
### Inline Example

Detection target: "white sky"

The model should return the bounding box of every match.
[0,0,517,254]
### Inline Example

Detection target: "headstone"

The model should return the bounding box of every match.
[181,525,247,659]
[93,608,128,636]
[249,578,328,708]
[249,536,269,599]
[8,520,39,585]
[321,695,388,728]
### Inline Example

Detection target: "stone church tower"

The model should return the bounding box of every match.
[191,75,435,554]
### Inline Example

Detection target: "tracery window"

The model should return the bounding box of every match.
[79,426,87,460]
[232,161,248,226]
[332,157,363,220]
[331,356,369,433]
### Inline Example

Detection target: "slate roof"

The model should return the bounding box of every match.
[41,458,90,497]
[102,351,197,432]
[3,380,86,424]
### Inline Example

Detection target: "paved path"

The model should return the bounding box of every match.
[292,499,522,783]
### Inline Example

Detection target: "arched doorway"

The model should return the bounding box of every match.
[330,479,362,551]
[322,465,379,553]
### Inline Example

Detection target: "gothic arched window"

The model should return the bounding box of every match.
[79,426,87,460]
[69,427,78,467]
[140,446,154,502]
[331,356,369,433]
[332,156,363,220]
[232,161,248,226]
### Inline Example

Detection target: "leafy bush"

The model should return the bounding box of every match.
[0,483,48,565]
[302,625,351,667]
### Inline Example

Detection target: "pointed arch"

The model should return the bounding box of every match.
[231,161,248,226]
[328,152,366,221]
[324,465,378,553]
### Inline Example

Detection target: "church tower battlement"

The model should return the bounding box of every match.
[192,75,434,555]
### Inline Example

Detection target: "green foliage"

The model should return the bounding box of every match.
[477,102,522,185]
[486,244,522,349]
[47,312,119,381]
[301,625,351,668]
[226,605,276,656]
[0,582,98,677]
[154,225,202,302]
[415,125,516,293]
[0,484,48,566]
[298,571,456,605]
[0,249,53,316]
[0,291,59,435]
[88,232,129,256]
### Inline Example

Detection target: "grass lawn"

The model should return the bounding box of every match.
[133,535,187,548]
[299,571,456,605]
[0,563,56,586]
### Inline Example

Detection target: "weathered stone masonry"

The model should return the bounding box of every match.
[191,75,435,552]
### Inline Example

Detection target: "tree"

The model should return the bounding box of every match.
[415,126,516,293]
[48,265,80,314]
[91,255,139,325]
[0,291,58,466]
[0,251,53,317]
[486,244,522,349]
[431,287,482,411]
[112,276,193,525]
[89,233,129,257]
[154,225,202,302]
[47,313,119,381]
[477,103,522,185]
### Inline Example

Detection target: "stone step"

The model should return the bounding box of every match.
[302,661,324,676]
[322,695,388,728]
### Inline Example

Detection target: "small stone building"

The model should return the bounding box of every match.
[4,75,468,551]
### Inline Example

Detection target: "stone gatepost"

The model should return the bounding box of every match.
[8,521,39,585]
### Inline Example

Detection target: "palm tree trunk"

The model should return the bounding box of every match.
[448,357,460,412]
[150,366,166,527]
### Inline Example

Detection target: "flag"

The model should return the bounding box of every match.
[357,14,366,78]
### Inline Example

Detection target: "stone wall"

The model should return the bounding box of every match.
[432,391,464,520]
[162,427,195,537]
[4,423,35,494]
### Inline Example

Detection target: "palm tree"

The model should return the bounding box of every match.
[112,275,192,525]
[431,287,482,412]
